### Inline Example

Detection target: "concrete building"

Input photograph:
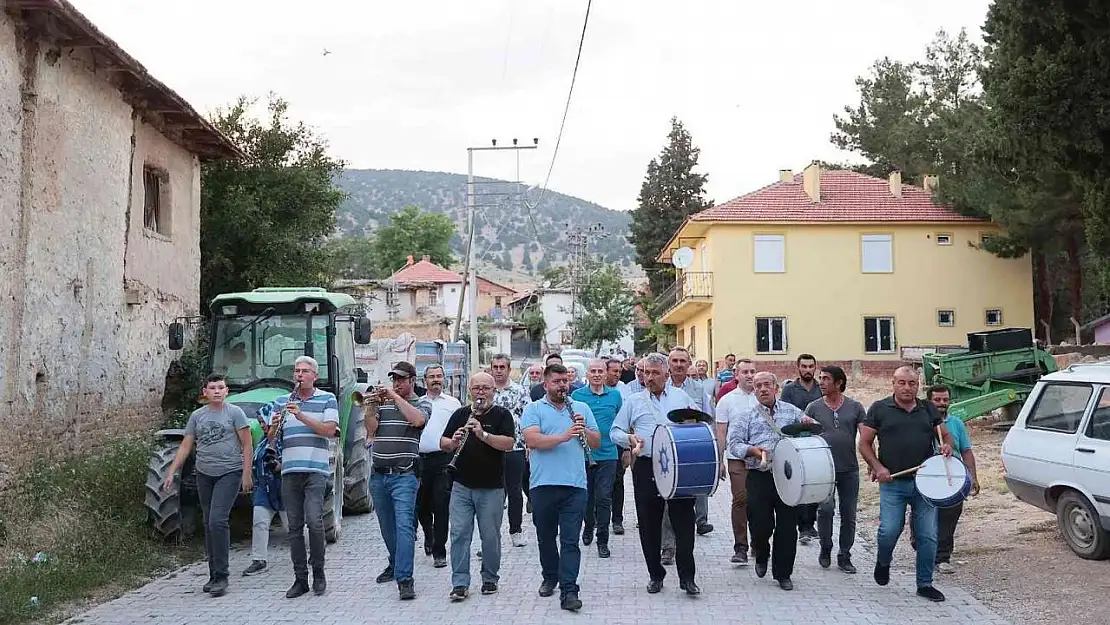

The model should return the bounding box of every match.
[0,0,238,467]
[655,164,1034,378]
[506,289,634,359]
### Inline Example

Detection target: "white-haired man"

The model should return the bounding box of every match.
[265,356,339,599]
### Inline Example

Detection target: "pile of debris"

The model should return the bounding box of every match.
[1053,351,1110,368]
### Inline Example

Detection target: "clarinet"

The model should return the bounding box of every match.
[447,397,484,473]
[574,410,598,467]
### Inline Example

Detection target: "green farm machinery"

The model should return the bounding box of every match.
[921,328,1057,422]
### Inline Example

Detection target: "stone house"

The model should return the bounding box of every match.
[0,0,239,467]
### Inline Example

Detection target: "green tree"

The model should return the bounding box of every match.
[201,95,345,306]
[522,248,534,273]
[628,117,712,297]
[326,236,377,279]
[372,205,456,275]
[572,261,635,355]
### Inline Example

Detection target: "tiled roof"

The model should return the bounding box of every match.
[691,170,988,223]
[392,256,463,284]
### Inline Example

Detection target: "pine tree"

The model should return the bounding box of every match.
[627,117,712,297]
[522,248,534,273]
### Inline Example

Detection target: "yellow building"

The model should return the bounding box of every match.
[655,164,1034,372]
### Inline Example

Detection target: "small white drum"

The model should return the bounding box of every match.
[915,455,971,508]
[773,436,835,507]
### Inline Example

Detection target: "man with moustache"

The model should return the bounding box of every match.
[780,354,822,542]
[605,357,629,534]
[521,363,600,612]
[488,353,532,548]
[715,358,758,564]
[530,353,566,401]
[859,366,955,603]
[804,365,866,573]
[727,372,815,591]
[665,347,715,538]
[415,364,461,568]
[440,373,516,601]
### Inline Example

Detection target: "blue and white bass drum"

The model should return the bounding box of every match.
[651,423,721,499]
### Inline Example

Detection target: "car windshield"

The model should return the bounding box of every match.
[211,314,329,387]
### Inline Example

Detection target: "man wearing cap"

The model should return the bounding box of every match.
[364,361,432,601]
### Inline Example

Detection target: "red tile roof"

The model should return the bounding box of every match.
[392,256,463,284]
[692,169,988,223]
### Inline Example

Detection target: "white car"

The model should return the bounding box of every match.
[1001,362,1110,559]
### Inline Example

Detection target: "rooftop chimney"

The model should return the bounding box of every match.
[405,255,414,266]
[888,171,902,198]
[802,162,821,203]
[923,175,940,194]
[779,169,793,182]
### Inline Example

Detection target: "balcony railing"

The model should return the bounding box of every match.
[655,272,713,317]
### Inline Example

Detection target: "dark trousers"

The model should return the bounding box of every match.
[282,472,327,580]
[817,470,860,561]
[612,449,627,525]
[583,459,619,545]
[747,469,798,581]
[196,470,241,582]
[504,450,526,534]
[910,501,963,564]
[631,457,696,583]
[416,452,451,559]
[797,502,818,533]
[530,485,587,599]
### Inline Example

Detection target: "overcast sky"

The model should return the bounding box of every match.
[73,0,992,211]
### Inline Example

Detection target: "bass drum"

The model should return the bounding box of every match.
[651,422,720,499]
[772,436,835,507]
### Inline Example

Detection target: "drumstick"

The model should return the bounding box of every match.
[889,464,925,479]
[936,426,951,486]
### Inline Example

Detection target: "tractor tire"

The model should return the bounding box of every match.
[343,420,372,515]
[324,441,344,544]
[144,438,199,541]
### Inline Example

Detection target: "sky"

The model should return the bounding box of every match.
[71,0,993,212]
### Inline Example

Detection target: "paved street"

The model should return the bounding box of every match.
[67,479,1010,625]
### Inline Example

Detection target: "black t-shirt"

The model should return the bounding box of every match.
[862,396,942,476]
[442,405,515,489]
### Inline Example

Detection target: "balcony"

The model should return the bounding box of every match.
[656,272,713,324]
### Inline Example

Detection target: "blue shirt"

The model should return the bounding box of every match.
[610,386,696,458]
[521,397,598,490]
[571,385,622,461]
[945,414,973,454]
[717,370,735,385]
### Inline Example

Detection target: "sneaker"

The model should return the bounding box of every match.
[481,582,498,595]
[312,570,326,596]
[560,591,583,611]
[838,559,858,574]
[612,523,625,535]
[202,578,216,593]
[375,566,394,584]
[433,556,447,568]
[874,562,890,586]
[818,550,831,569]
[661,548,675,566]
[511,532,527,547]
[449,586,469,601]
[731,551,749,565]
[696,523,714,536]
[917,586,946,602]
[937,561,956,574]
[597,544,611,558]
[208,578,228,597]
[398,579,416,600]
[285,578,310,599]
[242,560,267,576]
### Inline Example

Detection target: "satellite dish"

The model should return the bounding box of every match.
[672,247,695,270]
[541,280,551,289]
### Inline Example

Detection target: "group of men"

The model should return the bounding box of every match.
[167,346,980,610]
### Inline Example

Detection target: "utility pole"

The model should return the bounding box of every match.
[453,138,539,374]
[564,222,608,346]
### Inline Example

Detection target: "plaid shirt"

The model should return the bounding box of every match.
[726,399,804,471]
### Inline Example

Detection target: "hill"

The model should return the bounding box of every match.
[335,169,637,275]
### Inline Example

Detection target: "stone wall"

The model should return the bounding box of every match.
[0,13,200,471]
[752,359,907,384]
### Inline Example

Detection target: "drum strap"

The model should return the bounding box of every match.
[757,406,785,437]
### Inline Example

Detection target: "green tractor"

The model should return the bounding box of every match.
[145,287,375,543]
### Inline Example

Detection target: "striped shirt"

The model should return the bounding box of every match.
[372,395,432,470]
[269,388,339,476]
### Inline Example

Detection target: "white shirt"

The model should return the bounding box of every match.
[418,393,463,453]
[610,386,696,458]
[716,387,758,460]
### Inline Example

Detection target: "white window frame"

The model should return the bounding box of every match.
[936,233,952,246]
[864,316,896,354]
[985,308,1003,326]
[753,235,785,273]
[937,310,955,327]
[861,234,893,273]
[755,317,788,354]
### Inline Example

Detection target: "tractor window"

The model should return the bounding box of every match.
[211,314,329,384]
[334,319,356,387]
[1026,383,1093,434]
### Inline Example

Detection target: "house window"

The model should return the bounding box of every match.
[936,234,952,246]
[985,309,1003,326]
[560,329,573,344]
[980,234,994,246]
[755,317,787,354]
[861,234,893,273]
[864,316,896,353]
[753,235,785,273]
[429,289,438,306]
[937,310,955,327]
[689,326,697,357]
[143,166,170,236]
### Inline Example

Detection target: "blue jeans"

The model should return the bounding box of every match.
[370,472,419,582]
[877,478,938,587]
[530,485,587,598]
[583,460,618,544]
[449,484,505,588]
